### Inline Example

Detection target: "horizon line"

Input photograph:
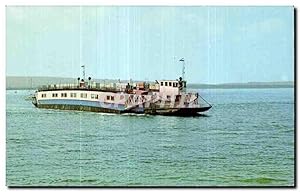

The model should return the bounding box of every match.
[6,75,294,85]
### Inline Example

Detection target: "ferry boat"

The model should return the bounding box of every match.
[32,61,212,116]
[32,77,211,116]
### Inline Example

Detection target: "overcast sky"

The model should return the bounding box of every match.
[6,6,294,84]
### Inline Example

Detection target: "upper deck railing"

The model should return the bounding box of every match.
[37,82,160,93]
[38,84,124,92]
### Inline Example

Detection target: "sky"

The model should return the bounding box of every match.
[6,6,294,84]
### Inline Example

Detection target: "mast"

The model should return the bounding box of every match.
[81,65,85,80]
[179,58,185,81]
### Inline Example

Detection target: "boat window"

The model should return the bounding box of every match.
[111,96,114,101]
[61,93,67,97]
[70,93,77,98]
[169,82,172,86]
[80,93,87,98]
[165,82,168,86]
[41,94,46,98]
[167,95,171,99]
[91,94,98,99]
[106,95,110,100]
[52,93,58,97]
[161,82,163,86]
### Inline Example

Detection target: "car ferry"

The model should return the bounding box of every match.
[32,76,211,116]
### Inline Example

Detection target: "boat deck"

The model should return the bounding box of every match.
[38,85,159,93]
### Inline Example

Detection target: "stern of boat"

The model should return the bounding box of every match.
[32,93,38,107]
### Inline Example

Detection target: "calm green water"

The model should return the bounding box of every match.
[6,88,294,186]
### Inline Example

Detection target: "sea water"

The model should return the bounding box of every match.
[6,88,294,186]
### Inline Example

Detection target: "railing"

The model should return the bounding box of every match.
[38,84,125,92]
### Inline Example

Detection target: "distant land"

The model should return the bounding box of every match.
[6,76,294,90]
[188,81,294,89]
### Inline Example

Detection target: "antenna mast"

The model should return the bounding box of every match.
[179,58,185,80]
[81,65,85,80]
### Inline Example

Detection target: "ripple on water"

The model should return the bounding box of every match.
[237,177,289,185]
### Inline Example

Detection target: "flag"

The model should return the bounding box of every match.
[179,58,184,62]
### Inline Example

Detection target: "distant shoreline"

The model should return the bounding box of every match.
[187,84,294,89]
[6,76,294,90]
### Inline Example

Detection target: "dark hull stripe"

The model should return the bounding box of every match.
[145,106,212,116]
[38,99,125,110]
[37,104,123,114]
